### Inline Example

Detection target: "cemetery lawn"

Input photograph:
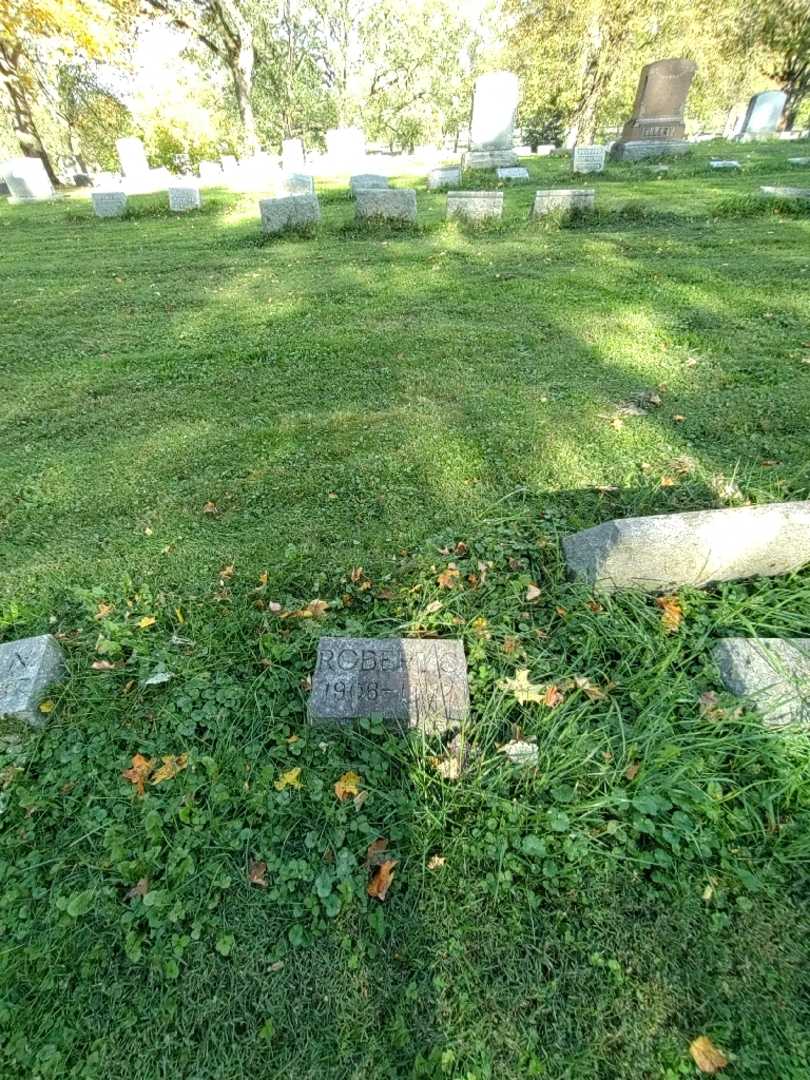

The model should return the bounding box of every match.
[2,140,810,1079]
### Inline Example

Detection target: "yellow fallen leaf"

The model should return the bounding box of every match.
[274,767,302,791]
[121,754,155,797]
[95,602,113,620]
[501,669,545,704]
[174,607,184,624]
[150,753,188,785]
[367,859,398,901]
[38,699,55,714]
[424,600,443,615]
[137,616,156,630]
[334,770,361,801]
[437,564,460,588]
[689,1035,728,1074]
[258,571,268,587]
[427,854,446,870]
[656,595,683,633]
[525,583,541,601]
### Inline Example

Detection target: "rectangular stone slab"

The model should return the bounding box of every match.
[355,188,417,223]
[713,638,810,727]
[0,635,66,727]
[573,146,607,173]
[91,191,127,218]
[533,188,595,215]
[761,186,810,199]
[309,637,469,733]
[259,193,320,233]
[168,185,202,211]
[496,166,529,180]
[563,501,810,592]
[447,190,503,221]
[350,174,389,193]
[428,167,461,190]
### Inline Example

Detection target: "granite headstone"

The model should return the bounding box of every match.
[714,638,810,727]
[0,635,66,727]
[464,71,519,169]
[446,190,503,221]
[612,59,696,160]
[738,91,787,140]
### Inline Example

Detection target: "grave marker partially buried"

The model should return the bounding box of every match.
[0,635,66,727]
[309,637,469,733]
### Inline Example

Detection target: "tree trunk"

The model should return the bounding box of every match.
[215,0,260,153]
[0,44,59,184]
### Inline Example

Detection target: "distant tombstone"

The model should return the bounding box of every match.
[496,166,530,180]
[723,102,747,140]
[446,190,503,222]
[198,160,224,186]
[325,126,366,167]
[280,172,314,196]
[355,188,417,223]
[532,188,595,215]
[463,71,520,170]
[282,137,305,172]
[3,157,54,202]
[710,159,741,169]
[91,190,127,218]
[0,180,8,197]
[168,184,202,211]
[116,137,150,179]
[259,193,320,234]
[778,130,804,141]
[535,144,556,157]
[350,173,389,193]
[563,502,810,592]
[738,91,787,140]
[788,157,810,166]
[714,639,810,728]
[612,59,696,160]
[428,167,461,190]
[761,185,810,199]
[0,635,66,727]
[73,173,93,187]
[573,145,607,174]
[308,637,469,734]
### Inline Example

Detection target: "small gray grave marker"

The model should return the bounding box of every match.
[761,185,810,199]
[280,172,314,196]
[350,174,389,193]
[259,193,320,234]
[355,188,417,223]
[573,145,607,174]
[533,188,595,215]
[446,190,503,221]
[428,167,461,190]
[714,638,810,728]
[91,190,127,218]
[0,635,66,727]
[168,185,202,212]
[496,166,530,180]
[309,637,469,733]
[710,160,741,169]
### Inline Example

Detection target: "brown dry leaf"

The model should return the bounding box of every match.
[305,598,329,618]
[477,560,490,584]
[525,583,541,602]
[571,676,608,702]
[367,859,398,901]
[364,837,389,867]
[587,599,603,613]
[673,414,686,423]
[150,753,189,786]
[502,636,519,654]
[555,606,567,617]
[424,599,443,615]
[137,615,156,630]
[95,602,113,620]
[624,762,640,781]
[202,501,218,514]
[437,564,460,588]
[501,669,546,704]
[427,854,446,870]
[656,595,683,633]
[274,767,302,791]
[350,566,364,583]
[543,684,565,708]
[91,660,117,671]
[121,754,155,797]
[257,571,268,588]
[248,860,268,887]
[353,790,368,811]
[689,1035,729,1074]
[455,541,468,555]
[125,877,150,901]
[219,564,236,580]
[334,770,362,801]
[659,476,677,488]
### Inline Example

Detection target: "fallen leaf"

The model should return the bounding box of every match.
[150,753,188,785]
[125,877,150,901]
[425,600,443,615]
[258,571,268,587]
[364,837,389,867]
[269,960,284,972]
[673,414,686,423]
[95,602,113,620]
[656,595,683,633]
[353,790,368,810]
[610,416,624,430]
[121,754,155,797]
[249,860,268,887]
[525,583,541,602]
[219,564,236,580]
[350,566,364,583]
[137,616,156,630]
[274,767,302,791]
[141,670,174,687]
[300,598,329,619]
[502,636,519,654]
[431,754,461,780]
[659,475,677,488]
[501,669,546,704]
[689,1035,728,1074]
[334,770,361,801]
[498,739,539,766]
[427,854,446,870]
[38,699,55,714]
[202,501,218,514]
[437,564,460,588]
[367,859,398,901]
[571,676,608,702]
[555,606,567,617]
[543,684,565,708]
[586,599,603,613]
[624,762,640,781]
[268,601,282,613]
[471,616,490,637]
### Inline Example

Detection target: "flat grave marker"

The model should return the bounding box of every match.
[446,190,503,221]
[91,190,127,218]
[533,188,595,215]
[714,638,810,727]
[0,635,66,727]
[355,188,417,223]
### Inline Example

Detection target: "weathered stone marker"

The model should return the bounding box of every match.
[738,91,787,140]
[532,188,595,215]
[350,173,389,193]
[573,145,607,174]
[446,190,503,222]
[612,58,696,160]
[563,502,810,592]
[788,157,810,166]
[0,635,66,727]
[463,71,520,170]
[91,190,127,218]
[309,637,469,733]
[168,184,202,212]
[3,157,54,202]
[259,193,320,234]
[428,167,461,190]
[496,166,530,180]
[280,172,314,196]
[355,188,417,223]
[709,160,740,170]
[713,638,810,727]
[761,185,810,199]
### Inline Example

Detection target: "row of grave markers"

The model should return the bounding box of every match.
[3,502,809,734]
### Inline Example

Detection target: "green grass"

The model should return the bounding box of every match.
[1,139,810,1079]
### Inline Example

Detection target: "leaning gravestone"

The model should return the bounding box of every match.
[446,190,503,222]
[563,502,810,592]
[355,188,417,223]
[463,71,520,170]
[350,173,389,193]
[738,91,787,141]
[91,190,127,218]
[168,184,202,211]
[573,145,607,174]
[612,58,696,160]
[761,185,810,199]
[713,639,810,728]
[3,157,54,202]
[0,635,66,727]
[259,193,320,234]
[309,637,469,733]
[496,166,530,180]
[723,102,747,140]
[428,167,461,190]
[533,188,595,215]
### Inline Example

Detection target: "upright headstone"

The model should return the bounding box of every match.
[259,193,320,234]
[0,635,66,727]
[282,138,305,172]
[168,184,202,211]
[355,188,417,223]
[280,172,314,196]
[738,91,787,140]
[91,190,128,218]
[350,173,389,193]
[308,637,469,733]
[325,127,366,169]
[496,166,530,180]
[563,502,810,592]
[463,71,520,170]
[723,102,747,140]
[532,188,595,215]
[446,190,503,222]
[3,157,54,202]
[714,638,810,728]
[573,145,607,174]
[116,137,150,180]
[428,167,461,190]
[612,59,696,161]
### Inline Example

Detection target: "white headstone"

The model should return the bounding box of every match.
[447,190,503,222]
[91,190,128,218]
[168,184,202,211]
[116,137,150,179]
[282,138,305,172]
[325,127,366,168]
[470,72,519,151]
[573,145,607,174]
[3,157,54,202]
